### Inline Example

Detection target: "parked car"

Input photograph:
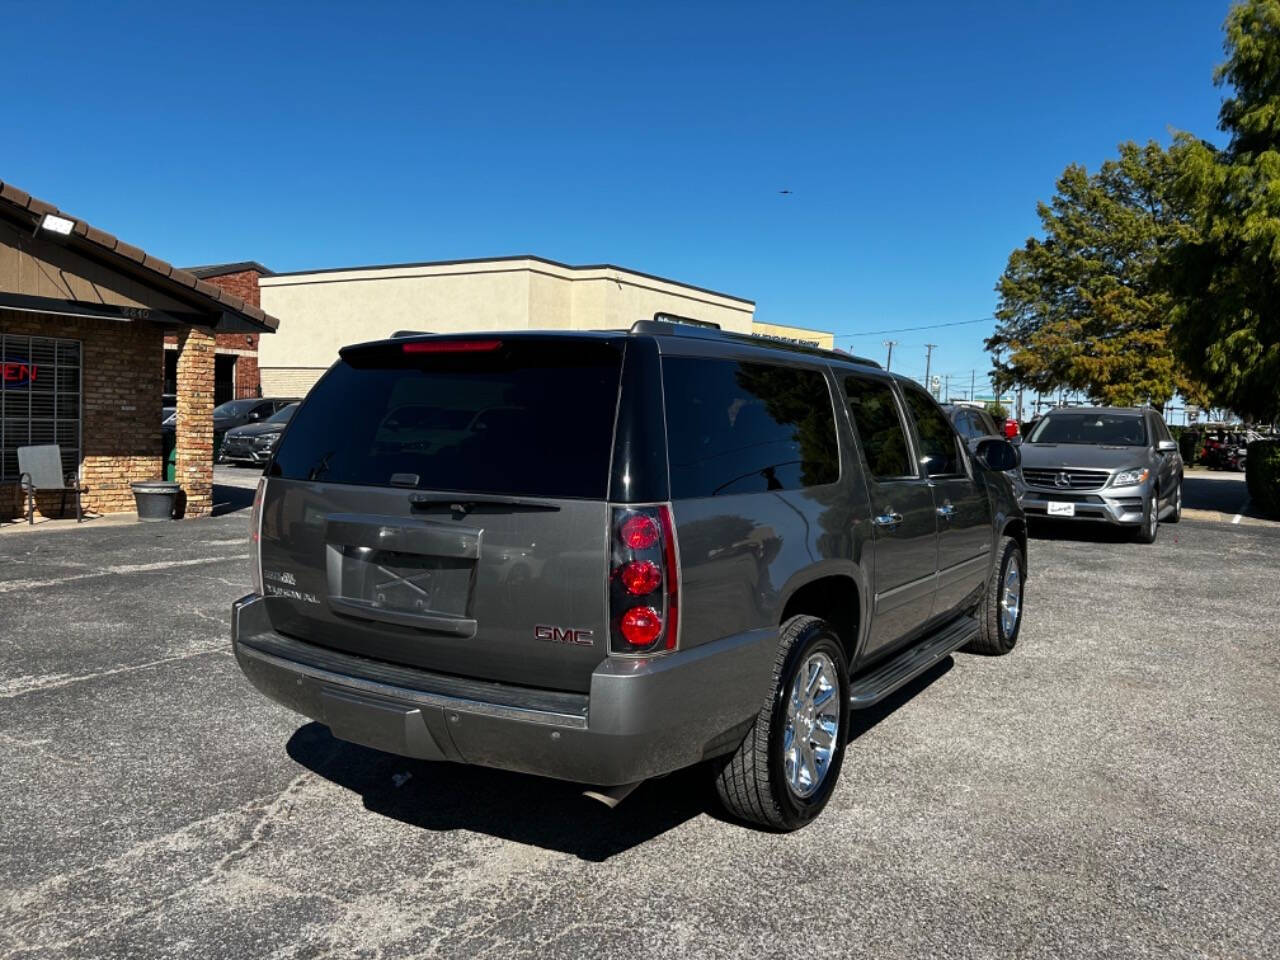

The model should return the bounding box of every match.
[1017,406,1182,543]
[944,403,1025,498]
[221,403,299,466]
[231,322,1026,831]
[942,403,1001,449]
[162,397,298,434]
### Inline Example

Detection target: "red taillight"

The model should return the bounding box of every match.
[618,560,661,595]
[402,339,502,354]
[1003,418,1019,438]
[608,504,680,655]
[619,606,662,646]
[620,514,659,549]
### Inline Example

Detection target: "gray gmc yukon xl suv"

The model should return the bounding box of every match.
[232,320,1027,830]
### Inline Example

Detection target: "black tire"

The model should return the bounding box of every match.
[1134,491,1159,544]
[1167,480,1183,524]
[713,616,850,831]
[966,535,1025,656]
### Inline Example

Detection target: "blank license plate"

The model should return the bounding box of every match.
[1047,501,1075,517]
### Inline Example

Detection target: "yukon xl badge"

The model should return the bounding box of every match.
[535,624,595,646]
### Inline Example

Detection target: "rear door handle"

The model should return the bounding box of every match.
[936,502,955,518]
[873,512,904,527]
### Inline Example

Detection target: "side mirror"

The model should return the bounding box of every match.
[1157,439,1177,453]
[975,437,1021,472]
[248,411,261,421]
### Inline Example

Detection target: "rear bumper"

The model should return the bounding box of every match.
[231,594,774,786]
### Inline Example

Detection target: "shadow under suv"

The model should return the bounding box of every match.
[231,320,1027,830]
[1017,406,1183,543]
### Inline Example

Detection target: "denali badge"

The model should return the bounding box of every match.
[535,625,595,646]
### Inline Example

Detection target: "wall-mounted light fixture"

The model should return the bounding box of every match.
[38,213,76,237]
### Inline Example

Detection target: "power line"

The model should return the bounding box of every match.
[834,317,992,339]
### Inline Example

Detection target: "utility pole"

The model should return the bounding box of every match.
[882,340,898,372]
[923,343,937,394]
[970,369,976,404]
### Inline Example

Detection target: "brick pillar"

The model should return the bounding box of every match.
[175,325,216,518]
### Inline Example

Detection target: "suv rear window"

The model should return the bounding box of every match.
[269,338,623,499]
[662,356,839,498]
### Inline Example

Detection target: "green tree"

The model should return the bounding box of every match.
[987,140,1207,408]
[1163,0,1280,423]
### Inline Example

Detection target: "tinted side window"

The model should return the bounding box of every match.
[978,411,998,436]
[662,357,838,498]
[902,386,962,477]
[953,410,976,439]
[845,377,914,479]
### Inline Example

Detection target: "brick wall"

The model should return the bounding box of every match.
[1,310,163,519]
[163,269,264,398]
[174,326,215,518]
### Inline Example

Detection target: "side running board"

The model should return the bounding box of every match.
[848,615,979,709]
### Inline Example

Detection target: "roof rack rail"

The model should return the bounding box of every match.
[628,318,881,368]
[651,311,721,329]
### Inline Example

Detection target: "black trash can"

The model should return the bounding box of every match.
[131,480,180,522]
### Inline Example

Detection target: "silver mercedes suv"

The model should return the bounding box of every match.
[1017,406,1183,543]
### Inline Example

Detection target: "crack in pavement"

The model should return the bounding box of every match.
[0,773,322,957]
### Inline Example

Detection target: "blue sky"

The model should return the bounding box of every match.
[1,1,1230,391]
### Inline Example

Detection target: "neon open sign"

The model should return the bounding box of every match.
[1,361,37,387]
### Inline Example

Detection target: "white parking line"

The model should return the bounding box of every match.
[1232,499,1250,525]
[0,555,249,593]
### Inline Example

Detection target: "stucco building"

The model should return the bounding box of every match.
[258,256,832,395]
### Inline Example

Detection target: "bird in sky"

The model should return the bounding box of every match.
[778,189,792,195]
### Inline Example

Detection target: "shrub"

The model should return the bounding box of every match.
[1246,440,1280,519]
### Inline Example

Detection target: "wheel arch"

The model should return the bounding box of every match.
[778,569,864,668]
[1001,515,1028,575]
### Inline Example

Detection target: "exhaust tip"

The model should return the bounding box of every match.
[581,780,644,809]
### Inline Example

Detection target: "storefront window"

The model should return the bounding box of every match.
[1,335,81,481]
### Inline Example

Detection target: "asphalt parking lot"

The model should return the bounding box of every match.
[1,483,1278,959]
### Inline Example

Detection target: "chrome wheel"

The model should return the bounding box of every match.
[783,652,841,799]
[1000,555,1022,638]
